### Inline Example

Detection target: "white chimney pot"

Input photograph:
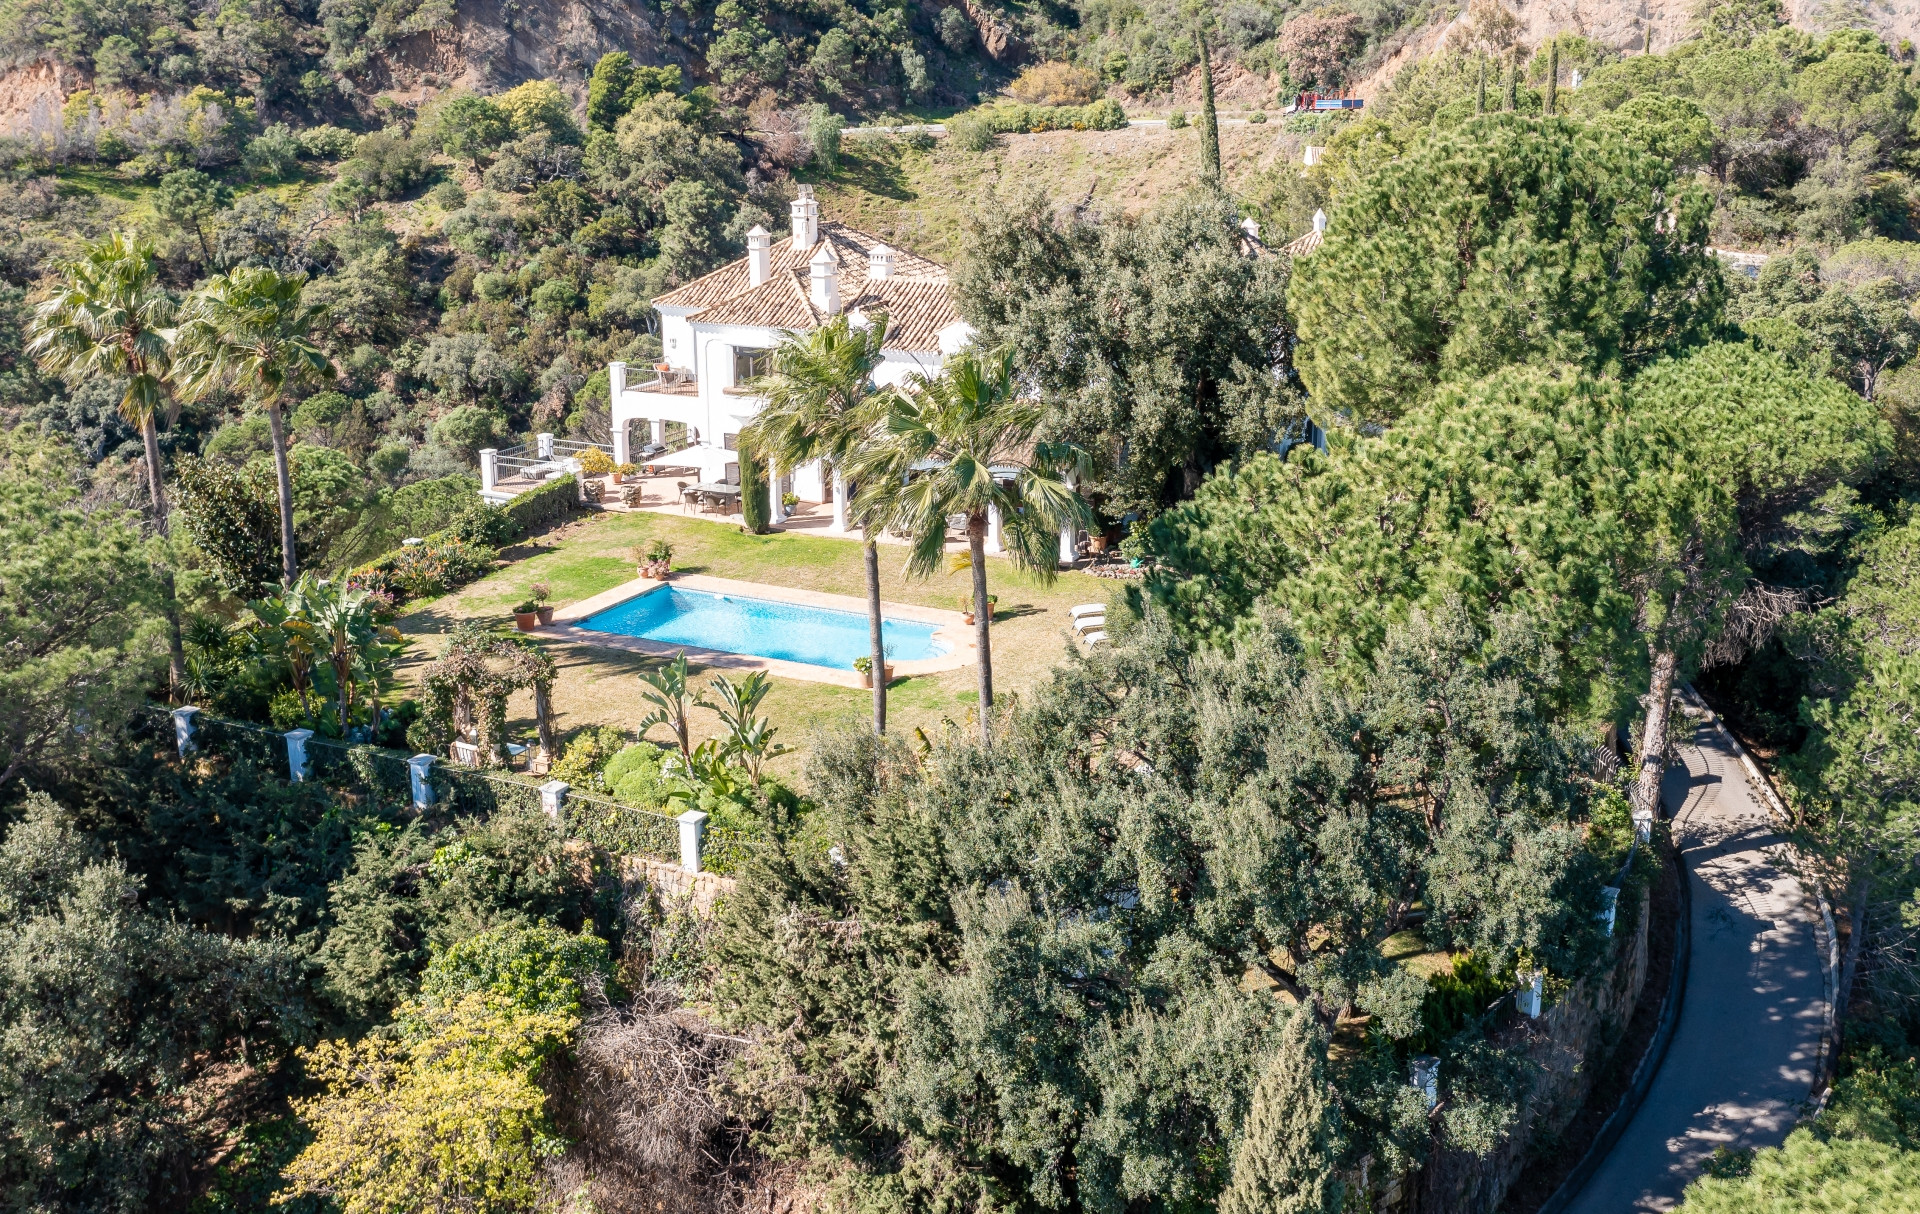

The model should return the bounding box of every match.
[809,242,841,314]
[746,225,771,287]
[791,185,819,251]
[868,243,895,280]
[1312,209,1327,234]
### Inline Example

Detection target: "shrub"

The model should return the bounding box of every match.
[1248,111,1268,124]
[1169,110,1190,129]
[604,742,672,807]
[1008,61,1103,105]
[965,98,1128,135]
[244,123,303,178]
[503,474,584,536]
[576,448,615,475]
[946,111,998,151]
[420,925,613,1017]
[808,104,844,169]
[446,500,522,547]
[549,726,632,791]
[348,537,497,604]
[296,125,359,159]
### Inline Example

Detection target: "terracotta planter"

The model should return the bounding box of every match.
[962,612,975,626]
[536,606,554,625]
[609,471,623,485]
[513,612,538,631]
[858,666,895,688]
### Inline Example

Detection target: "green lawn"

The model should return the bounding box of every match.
[397,510,1127,782]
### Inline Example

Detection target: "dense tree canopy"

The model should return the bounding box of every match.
[955,187,1298,515]
[1289,115,1726,427]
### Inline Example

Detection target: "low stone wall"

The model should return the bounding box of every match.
[1376,882,1654,1213]
[624,854,737,915]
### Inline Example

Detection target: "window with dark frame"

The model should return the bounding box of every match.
[733,347,772,381]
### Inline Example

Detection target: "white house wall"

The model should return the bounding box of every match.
[659,310,696,372]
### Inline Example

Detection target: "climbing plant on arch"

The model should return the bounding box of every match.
[409,622,558,771]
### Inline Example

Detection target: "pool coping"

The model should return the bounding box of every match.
[536,573,977,689]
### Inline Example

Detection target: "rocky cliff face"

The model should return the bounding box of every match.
[1357,0,1920,99]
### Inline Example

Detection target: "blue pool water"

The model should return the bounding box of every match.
[577,586,948,670]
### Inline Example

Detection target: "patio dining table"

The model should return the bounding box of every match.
[682,482,742,513]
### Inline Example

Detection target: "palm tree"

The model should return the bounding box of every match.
[171,267,335,586]
[26,231,188,693]
[741,312,897,735]
[857,347,1092,745]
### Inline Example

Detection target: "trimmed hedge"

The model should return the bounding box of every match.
[974,99,1127,134]
[505,474,584,536]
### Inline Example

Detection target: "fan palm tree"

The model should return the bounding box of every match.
[741,312,897,734]
[856,347,1092,745]
[27,232,179,515]
[26,231,188,693]
[172,267,335,586]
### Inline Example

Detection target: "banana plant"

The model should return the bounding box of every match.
[637,652,695,768]
[306,578,406,738]
[236,577,321,718]
[697,670,788,781]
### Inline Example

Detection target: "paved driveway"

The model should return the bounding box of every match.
[1562,719,1829,1212]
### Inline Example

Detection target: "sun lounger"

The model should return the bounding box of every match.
[1082,630,1109,646]
[1069,603,1106,620]
[1073,613,1106,634]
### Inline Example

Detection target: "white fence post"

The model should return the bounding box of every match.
[170,706,201,756]
[677,809,709,873]
[537,432,554,459]
[1411,1056,1440,1109]
[409,754,436,808]
[1517,971,1544,1018]
[1632,806,1654,842]
[284,728,314,782]
[1599,885,1621,936]
[479,448,499,493]
[539,780,570,824]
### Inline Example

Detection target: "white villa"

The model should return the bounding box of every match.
[607,185,974,529]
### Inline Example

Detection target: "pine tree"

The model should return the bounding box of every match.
[1197,25,1221,183]
[1220,1010,1344,1214]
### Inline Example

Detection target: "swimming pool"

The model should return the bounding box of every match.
[576,586,949,671]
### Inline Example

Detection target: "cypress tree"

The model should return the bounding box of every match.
[1197,25,1221,183]
[739,444,770,534]
[1504,55,1518,110]
[1546,39,1560,113]
[1476,57,1487,114]
[1220,1011,1344,1214]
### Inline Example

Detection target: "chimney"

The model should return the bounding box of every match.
[1312,209,1327,234]
[809,242,840,314]
[791,185,818,251]
[1240,217,1260,240]
[747,225,771,287]
[868,243,894,280]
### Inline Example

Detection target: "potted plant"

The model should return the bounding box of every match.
[782,491,800,511]
[578,448,615,478]
[852,655,896,688]
[512,599,540,631]
[958,593,998,626]
[631,545,652,578]
[646,539,673,579]
[615,462,637,485]
[531,582,553,625]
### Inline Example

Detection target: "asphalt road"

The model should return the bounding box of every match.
[1562,717,1829,1212]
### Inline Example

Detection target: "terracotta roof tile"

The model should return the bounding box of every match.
[652,221,957,352]
[1281,229,1323,258]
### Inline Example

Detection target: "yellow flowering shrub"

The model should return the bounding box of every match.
[279,996,575,1214]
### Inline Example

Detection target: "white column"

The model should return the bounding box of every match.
[1517,971,1545,1019]
[539,780,569,824]
[1599,885,1620,936]
[409,754,435,808]
[537,432,554,459]
[831,469,849,534]
[650,419,665,447]
[170,706,200,757]
[768,457,786,524]
[1632,807,1654,842]
[284,728,314,782]
[612,420,629,467]
[479,448,498,492]
[986,503,1004,555]
[1411,1056,1440,1109]
[677,809,709,873]
[1059,474,1079,566]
